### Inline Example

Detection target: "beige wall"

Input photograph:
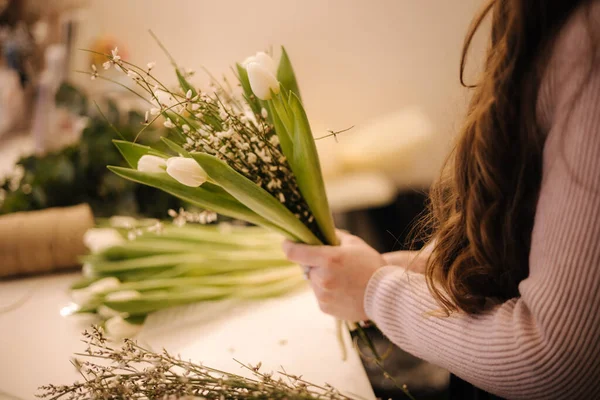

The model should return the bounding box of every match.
[72,0,487,171]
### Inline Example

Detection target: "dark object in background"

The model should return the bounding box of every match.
[448,375,505,400]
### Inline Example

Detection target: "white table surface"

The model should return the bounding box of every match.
[0,272,376,400]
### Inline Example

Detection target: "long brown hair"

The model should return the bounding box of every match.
[425,0,587,314]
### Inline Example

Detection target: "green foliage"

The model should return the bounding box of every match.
[0,83,184,218]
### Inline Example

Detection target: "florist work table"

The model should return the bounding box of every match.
[0,272,376,400]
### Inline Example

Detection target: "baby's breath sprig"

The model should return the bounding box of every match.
[37,327,358,400]
[90,48,322,239]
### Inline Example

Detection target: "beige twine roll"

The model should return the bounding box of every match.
[0,204,94,278]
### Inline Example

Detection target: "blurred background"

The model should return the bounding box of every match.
[0,0,489,398]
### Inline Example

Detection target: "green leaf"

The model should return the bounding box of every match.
[268,101,293,159]
[176,68,197,98]
[277,46,302,102]
[236,63,261,116]
[108,166,290,236]
[104,287,232,315]
[113,140,168,169]
[288,93,338,245]
[160,137,190,157]
[190,153,322,245]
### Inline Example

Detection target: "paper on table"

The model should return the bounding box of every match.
[139,288,376,400]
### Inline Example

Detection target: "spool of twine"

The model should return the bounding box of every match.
[0,204,94,278]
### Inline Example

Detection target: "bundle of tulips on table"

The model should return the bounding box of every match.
[68,216,306,338]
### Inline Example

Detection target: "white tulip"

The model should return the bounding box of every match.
[137,154,167,173]
[246,62,280,100]
[105,316,142,339]
[83,228,124,253]
[166,157,208,187]
[243,51,277,75]
[70,277,121,306]
[89,277,121,293]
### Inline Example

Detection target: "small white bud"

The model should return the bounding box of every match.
[261,108,268,119]
[186,89,192,100]
[137,154,167,173]
[164,118,176,129]
[182,124,191,133]
[147,61,156,70]
[150,107,160,116]
[166,157,208,187]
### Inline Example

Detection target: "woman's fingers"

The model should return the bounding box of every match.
[282,240,338,268]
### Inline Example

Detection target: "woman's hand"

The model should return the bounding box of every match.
[282,230,386,321]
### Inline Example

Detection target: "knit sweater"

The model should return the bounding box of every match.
[364,4,600,399]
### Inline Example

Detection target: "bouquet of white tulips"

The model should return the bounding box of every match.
[90,41,338,247]
[86,39,381,359]
[69,217,305,338]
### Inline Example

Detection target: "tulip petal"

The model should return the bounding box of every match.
[247,62,280,101]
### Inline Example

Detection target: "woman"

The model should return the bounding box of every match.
[282,0,600,399]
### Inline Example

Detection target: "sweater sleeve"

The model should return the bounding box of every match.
[364,9,600,400]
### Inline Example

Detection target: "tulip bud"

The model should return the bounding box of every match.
[83,229,124,253]
[166,157,208,187]
[137,154,167,173]
[243,51,277,75]
[70,277,121,306]
[246,62,280,100]
[105,316,142,339]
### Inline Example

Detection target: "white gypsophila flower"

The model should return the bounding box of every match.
[127,70,139,80]
[164,118,176,129]
[137,154,167,173]
[246,62,280,100]
[91,64,98,80]
[182,124,191,133]
[108,215,137,229]
[105,316,142,339]
[104,290,142,302]
[150,107,160,116]
[83,228,125,253]
[153,89,175,108]
[102,60,112,70]
[247,153,257,164]
[111,47,121,62]
[147,61,156,70]
[166,157,208,187]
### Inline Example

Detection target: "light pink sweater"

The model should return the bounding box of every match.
[364,4,600,399]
